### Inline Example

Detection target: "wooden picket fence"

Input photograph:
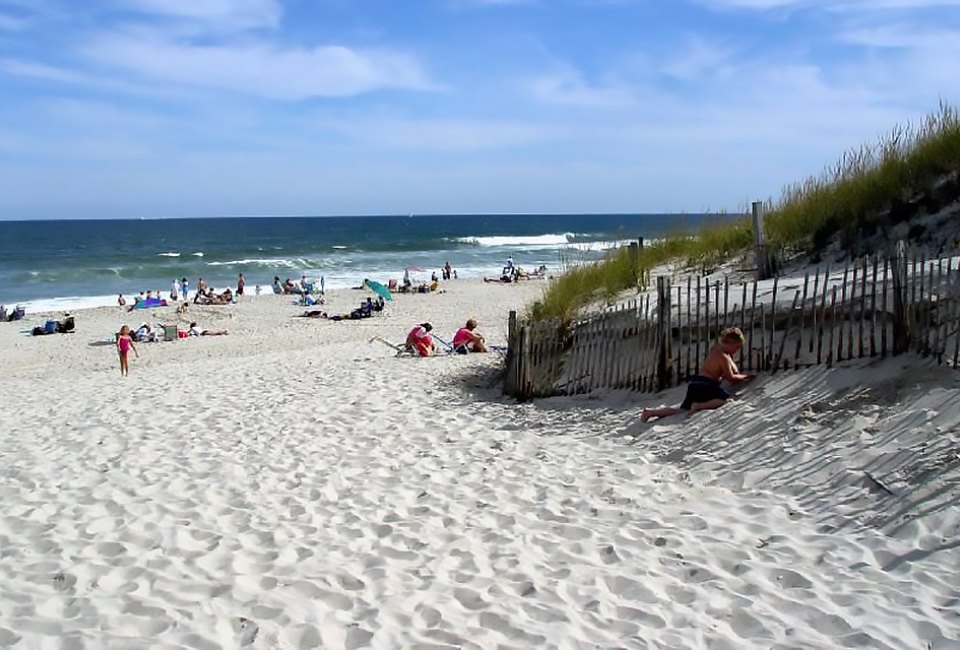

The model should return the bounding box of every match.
[503,243,960,399]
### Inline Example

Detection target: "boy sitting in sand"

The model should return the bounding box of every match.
[641,327,755,422]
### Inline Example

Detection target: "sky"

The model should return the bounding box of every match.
[1,0,958,219]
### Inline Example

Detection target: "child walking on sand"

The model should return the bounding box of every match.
[116,325,139,376]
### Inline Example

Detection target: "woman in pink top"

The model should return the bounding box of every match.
[116,325,139,376]
[406,322,437,357]
[453,319,487,353]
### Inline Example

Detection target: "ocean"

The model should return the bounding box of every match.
[0,214,717,312]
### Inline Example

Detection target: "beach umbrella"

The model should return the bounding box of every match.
[364,279,393,301]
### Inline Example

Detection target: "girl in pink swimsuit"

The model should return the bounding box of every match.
[116,325,139,376]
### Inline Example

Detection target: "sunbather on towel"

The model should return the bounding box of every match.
[406,322,437,357]
[189,321,229,336]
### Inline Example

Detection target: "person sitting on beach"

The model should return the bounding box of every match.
[452,319,487,353]
[188,321,229,336]
[640,327,755,422]
[272,276,283,294]
[406,322,437,357]
[135,322,157,342]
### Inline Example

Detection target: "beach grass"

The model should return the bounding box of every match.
[530,103,960,322]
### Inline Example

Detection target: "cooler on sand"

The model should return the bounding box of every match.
[162,324,179,341]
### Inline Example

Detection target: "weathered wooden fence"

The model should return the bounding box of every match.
[504,244,960,399]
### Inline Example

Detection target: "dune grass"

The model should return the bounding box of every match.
[530,103,960,323]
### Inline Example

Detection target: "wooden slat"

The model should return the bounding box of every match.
[695,275,703,373]
[848,261,858,360]
[838,261,849,362]
[737,282,747,368]
[685,277,692,380]
[870,255,878,358]
[773,290,801,373]
[926,256,936,356]
[758,303,766,371]
[723,276,730,325]
[748,280,759,371]
[768,276,779,370]
[816,264,831,365]
[809,265,821,354]
[675,286,683,385]
[881,254,889,356]
[714,279,721,343]
[857,257,870,359]
[795,271,810,364]
[827,285,838,368]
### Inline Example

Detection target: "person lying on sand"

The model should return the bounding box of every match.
[640,327,755,422]
[188,321,229,336]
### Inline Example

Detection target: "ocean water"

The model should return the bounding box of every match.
[0,214,716,311]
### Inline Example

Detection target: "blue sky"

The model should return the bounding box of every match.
[1,0,958,219]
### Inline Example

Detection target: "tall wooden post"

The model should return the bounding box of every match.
[891,241,910,354]
[504,310,518,395]
[656,276,674,391]
[753,201,773,281]
[629,242,639,286]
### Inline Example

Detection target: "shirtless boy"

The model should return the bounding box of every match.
[640,327,755,422]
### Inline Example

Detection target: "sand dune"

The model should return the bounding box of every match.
[1,280,958,648]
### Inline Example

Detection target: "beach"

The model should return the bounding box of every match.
[1,279,958,648]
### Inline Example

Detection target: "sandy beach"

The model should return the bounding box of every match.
[1,279,958,648]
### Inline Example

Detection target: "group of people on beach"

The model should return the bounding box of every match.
[404,319,487,356]
[115,320,228,375]
[118,274,257,310]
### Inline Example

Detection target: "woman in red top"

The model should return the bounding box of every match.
[406,322,437,357]
[453,319,487,353]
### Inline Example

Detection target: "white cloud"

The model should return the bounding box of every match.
[530,69,637,108]
[327,118,559,151]
[81,33,438,99]
[0,58,87,83]
[113,0,282,31]
[0,12,26,29]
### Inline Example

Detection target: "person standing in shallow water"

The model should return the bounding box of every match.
[640,327,755,422]
[237,273,245,296]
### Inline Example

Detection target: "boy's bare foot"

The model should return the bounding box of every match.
[640,409,653,422]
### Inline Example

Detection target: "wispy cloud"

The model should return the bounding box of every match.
[113,0,282,31]
[80,31,438,99]
[530,69,637,108]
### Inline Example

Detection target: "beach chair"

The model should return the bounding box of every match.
[431,333,458,355]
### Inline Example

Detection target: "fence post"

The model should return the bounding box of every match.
[656,276,674,391]
[629,241,639,286]
[504,310,518,395]
[752,201,773,281]
[891,241,910,355]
